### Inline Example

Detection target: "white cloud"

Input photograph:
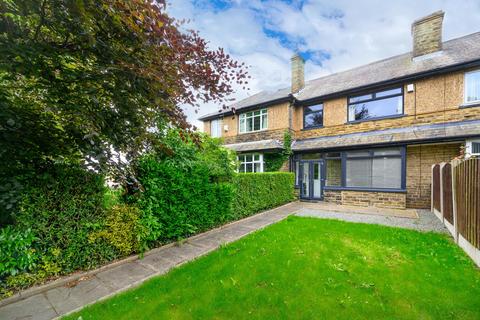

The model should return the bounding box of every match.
[168,0,480,129]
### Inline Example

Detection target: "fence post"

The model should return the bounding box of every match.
[451,159,459,243]
[439,162,445,223]
[431,164,435,214]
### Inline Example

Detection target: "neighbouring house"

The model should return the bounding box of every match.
[199,11,480,210]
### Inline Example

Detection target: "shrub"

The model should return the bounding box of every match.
[89,204,145,256]
[0,226,38,279]
[136,155,235,245]
[197,137,237,182]
[232,172,295,219]
[103,187,124,210]
[15,164,117,273]
[263,131,293,172]
[5,248,62,291]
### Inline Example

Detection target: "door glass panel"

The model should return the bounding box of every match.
[313,162,322,198]
[301,162,310,198]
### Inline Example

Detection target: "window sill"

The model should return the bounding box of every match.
[460,102,480,109]
[346,114,405,125]
[301,125,324,131]
[324,186,406,193]
[238,129,268,135]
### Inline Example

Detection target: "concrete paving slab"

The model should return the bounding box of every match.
[0,293,57,320]
[189,235,221,250]
[219,225,256,241]
[136,253,177,274]
[156,245,193,264]
[95,262,155,290]
[242,217,277,229]
[45,277,112,316]
[170,243,212,260]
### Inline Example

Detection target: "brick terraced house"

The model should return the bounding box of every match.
[199,11,480,209]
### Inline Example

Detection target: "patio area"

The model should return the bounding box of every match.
[296,201,447,233]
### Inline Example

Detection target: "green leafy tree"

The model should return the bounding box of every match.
[0,0,248,224]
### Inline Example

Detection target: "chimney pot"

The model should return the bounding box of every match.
[411,11,445,58]
[291,53,305,93]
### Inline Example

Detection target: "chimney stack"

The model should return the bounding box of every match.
[411,11,445,58]
[291,53,305,93]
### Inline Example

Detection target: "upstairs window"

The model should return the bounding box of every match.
[239,109,267,133]
[210,119,222,138]
[348,87,403,122]
[465,70,480,104]
[303,104,323,129]
[238,153,263,173]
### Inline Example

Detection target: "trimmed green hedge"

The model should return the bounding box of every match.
[1,131,297,299]
[136,158,295,246]
[136,155,235,245]
[15,164,117,273]
[232,172,295,219]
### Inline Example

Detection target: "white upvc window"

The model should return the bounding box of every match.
[466,139,480,158]
[238,153,264,173]
[465,70,480,104]
[210,119,222,138]
[239,109,268,133]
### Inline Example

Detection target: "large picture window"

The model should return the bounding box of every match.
[303,104,323,129]
[348,87,403,122]
[465,70,480,104]
[239,109,268,133]
[345,148,403,189]
[292,147,405,191]
[210,119,222,138]
[238,153,263,173]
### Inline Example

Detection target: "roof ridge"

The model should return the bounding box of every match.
[198,31,480,121]
[305,31,480,85]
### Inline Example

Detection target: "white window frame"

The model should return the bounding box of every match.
[239,109,268,133]
[238,153,264,173]
[210,118,222,138]
[466,139,480,158]
[464,69,480,104]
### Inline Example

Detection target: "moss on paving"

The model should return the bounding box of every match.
[64,217,480,320]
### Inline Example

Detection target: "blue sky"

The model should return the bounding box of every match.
[168,0,480,128]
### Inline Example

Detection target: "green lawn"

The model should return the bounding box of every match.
[65,217,480,320]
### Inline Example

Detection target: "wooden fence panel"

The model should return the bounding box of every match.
[432,164,441,214]
[442,163,453,224]
[453,159,480,249]
[455,161,465,238]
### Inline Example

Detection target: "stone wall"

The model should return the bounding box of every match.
[406,143,461,208]
[204,70,475,144]
[292,71,475,139]
[322,190,406,209]
[222,128,286,145]
[323,190,342,204]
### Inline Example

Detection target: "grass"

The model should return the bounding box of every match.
[64,217,480,320]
